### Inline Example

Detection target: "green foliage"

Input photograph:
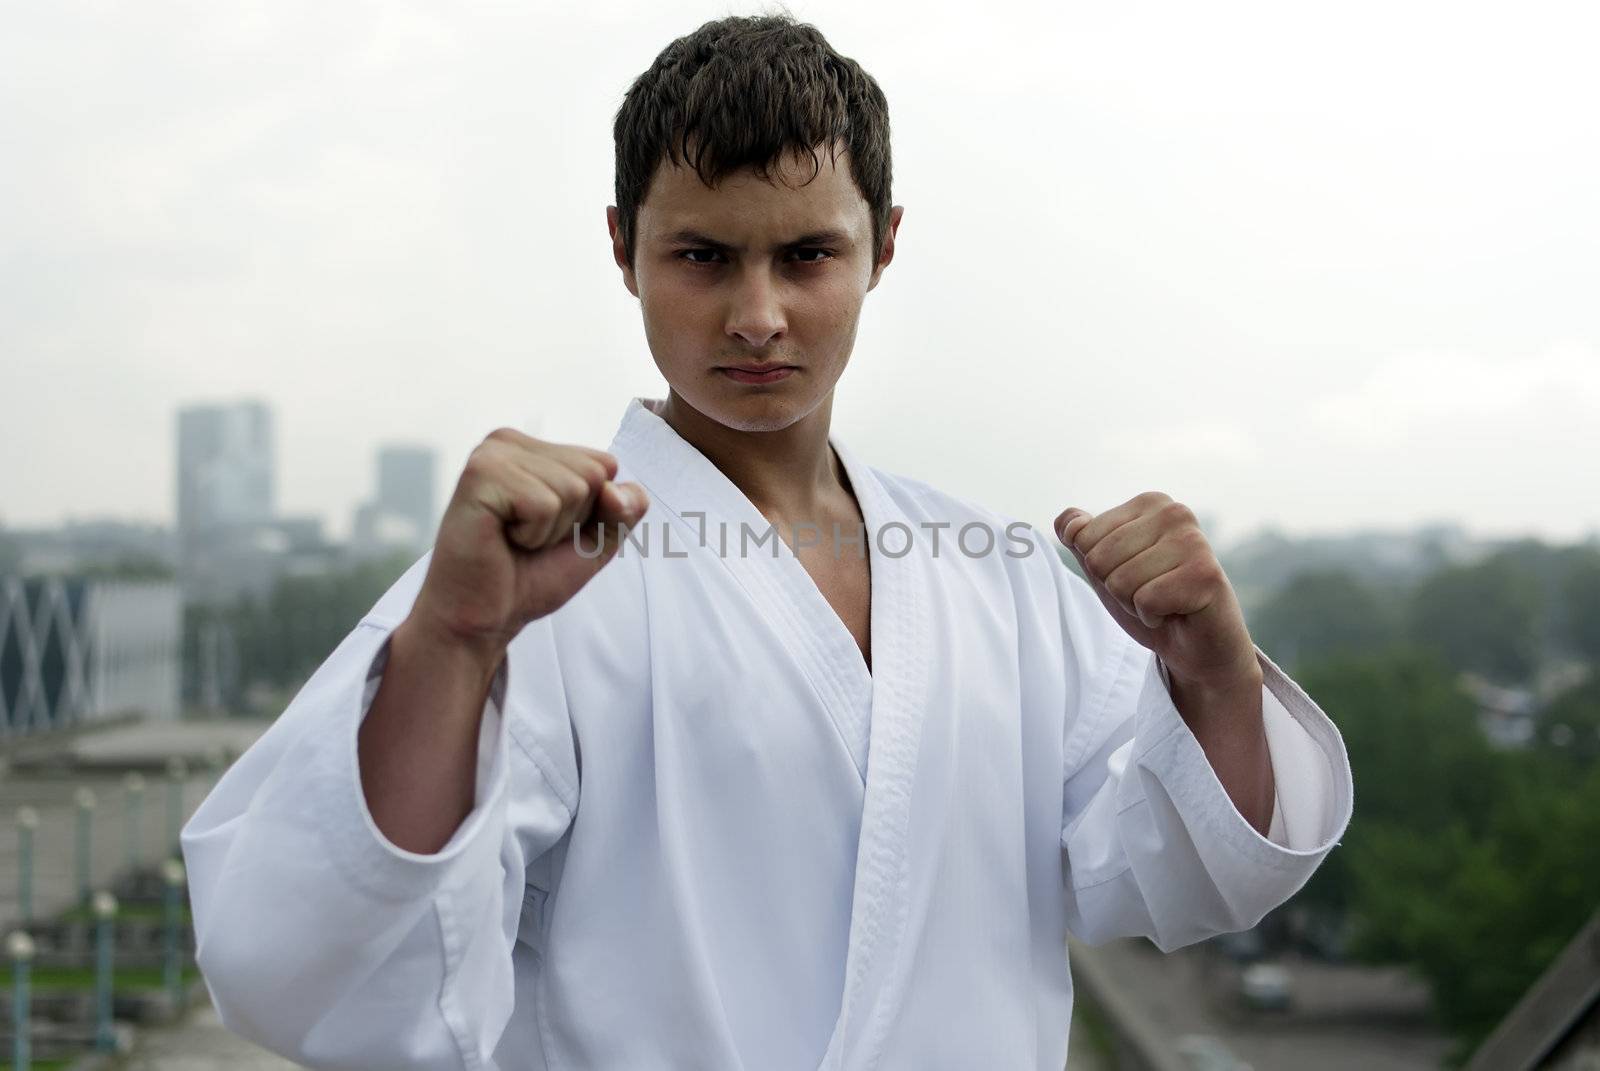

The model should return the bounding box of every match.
[235,551,417,689]
[1290,650,1500,919]
[1534,675,1600,765]
[28,964,203,992]
[1249,569,1400,670]
[1290,643,1600,1059]
[1296,650,1501,834]
[1561,550,1600,664]
[1407,554,1542,684]
[183,551,418,709]
[1342,761,1600,1059]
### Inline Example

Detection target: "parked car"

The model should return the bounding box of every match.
[1239,962,1293,1011]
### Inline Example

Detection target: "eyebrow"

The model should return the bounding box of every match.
[660,228,853,250]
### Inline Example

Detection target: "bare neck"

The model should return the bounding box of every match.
[651,390,855,527]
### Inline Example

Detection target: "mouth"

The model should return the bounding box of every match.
[718,364,798,385]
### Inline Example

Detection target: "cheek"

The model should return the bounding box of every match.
[806,281,866,335]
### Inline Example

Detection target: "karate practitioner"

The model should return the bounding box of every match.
[182,13,1352,1070]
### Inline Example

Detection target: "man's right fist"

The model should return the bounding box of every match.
[408,427,649,661]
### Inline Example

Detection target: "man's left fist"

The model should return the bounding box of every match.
[1055,492,1260,692]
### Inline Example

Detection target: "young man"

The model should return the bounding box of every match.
[184,14,1351,1070]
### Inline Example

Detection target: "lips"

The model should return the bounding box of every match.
[719,365,797,384]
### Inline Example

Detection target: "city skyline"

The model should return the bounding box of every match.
[2,388,1595,551]
[2,2,1598,544]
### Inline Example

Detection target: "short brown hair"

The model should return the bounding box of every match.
[612,11,893,272]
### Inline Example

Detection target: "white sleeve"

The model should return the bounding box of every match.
[1054,564,1353,953]
[1154,654,1338,851]
[181,607,578,1070]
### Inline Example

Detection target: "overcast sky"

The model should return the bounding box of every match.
[3,1,1597,546]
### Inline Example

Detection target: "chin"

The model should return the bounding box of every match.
[714,400,807,434]
[688,382,817,434]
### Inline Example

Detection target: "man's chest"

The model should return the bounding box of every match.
[795,543,872,672]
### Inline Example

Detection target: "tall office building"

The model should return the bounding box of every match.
[176,402,275,537]
[351,444,438,560]
[377,445,437,543]
[175,401,276,603]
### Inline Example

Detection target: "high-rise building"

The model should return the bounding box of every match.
[175,401,276,603]
[377,445,436,544]
[352,444,437,560]
[176,402,275,538]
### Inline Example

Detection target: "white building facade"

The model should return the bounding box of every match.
[0,576,180,739]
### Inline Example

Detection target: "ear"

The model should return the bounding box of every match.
[866,205,905,293]
[606,206,640,298]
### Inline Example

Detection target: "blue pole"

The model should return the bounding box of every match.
[161,859,187,1014]
[15,808,37,927]
[9,931,34,1071]
[92,891,118,1052]
[75,787,97,908]
[123,772,146,876]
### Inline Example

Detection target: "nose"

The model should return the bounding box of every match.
[725,267,787,351]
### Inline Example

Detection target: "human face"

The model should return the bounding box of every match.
[608,142,902,434]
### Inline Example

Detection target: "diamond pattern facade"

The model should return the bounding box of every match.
[0,576,180,738]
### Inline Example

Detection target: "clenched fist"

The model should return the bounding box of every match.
[408,427,650,662]
[1055,492,1259,694]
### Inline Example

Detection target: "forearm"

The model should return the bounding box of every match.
[357,613,507,854]
[1167,663,1275,837]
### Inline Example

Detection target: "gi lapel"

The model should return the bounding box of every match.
[610,398,935,1068]
[820,436,933,1071]
[608,398,876,779]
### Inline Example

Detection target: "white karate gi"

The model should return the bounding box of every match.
[182,397,1353,1070]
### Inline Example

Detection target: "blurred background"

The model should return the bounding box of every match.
[2,1,1596,1068]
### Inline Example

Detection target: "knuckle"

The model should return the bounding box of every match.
[1157,499,1194,526]
[1135,490,1171,509]
[558,471,592,504]
[485,426,522,445]
[461,449,495,483]
[575,456,610,488]
[517,484,561,521]
[1182,558,1220,589]
[1132,585,1160,617]
[1105,568,1134,601]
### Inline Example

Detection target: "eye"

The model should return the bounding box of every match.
[675,248,836,267]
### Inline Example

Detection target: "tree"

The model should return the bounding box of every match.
[1296,649,1501,834]
[1408,554,1542,684]
[1559,549,1600,665]
[1290,647,1600,1061]
[1249,569,1400,670]
[233,552,417,692]
[1534,675,1600,765]
[1346,761,1600,1061]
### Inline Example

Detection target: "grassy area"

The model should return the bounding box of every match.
[58,901,192,924]
[27,964,201,992]
[1071,990,1118,1063]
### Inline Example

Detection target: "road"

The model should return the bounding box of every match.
[1078,936,1453,1070]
